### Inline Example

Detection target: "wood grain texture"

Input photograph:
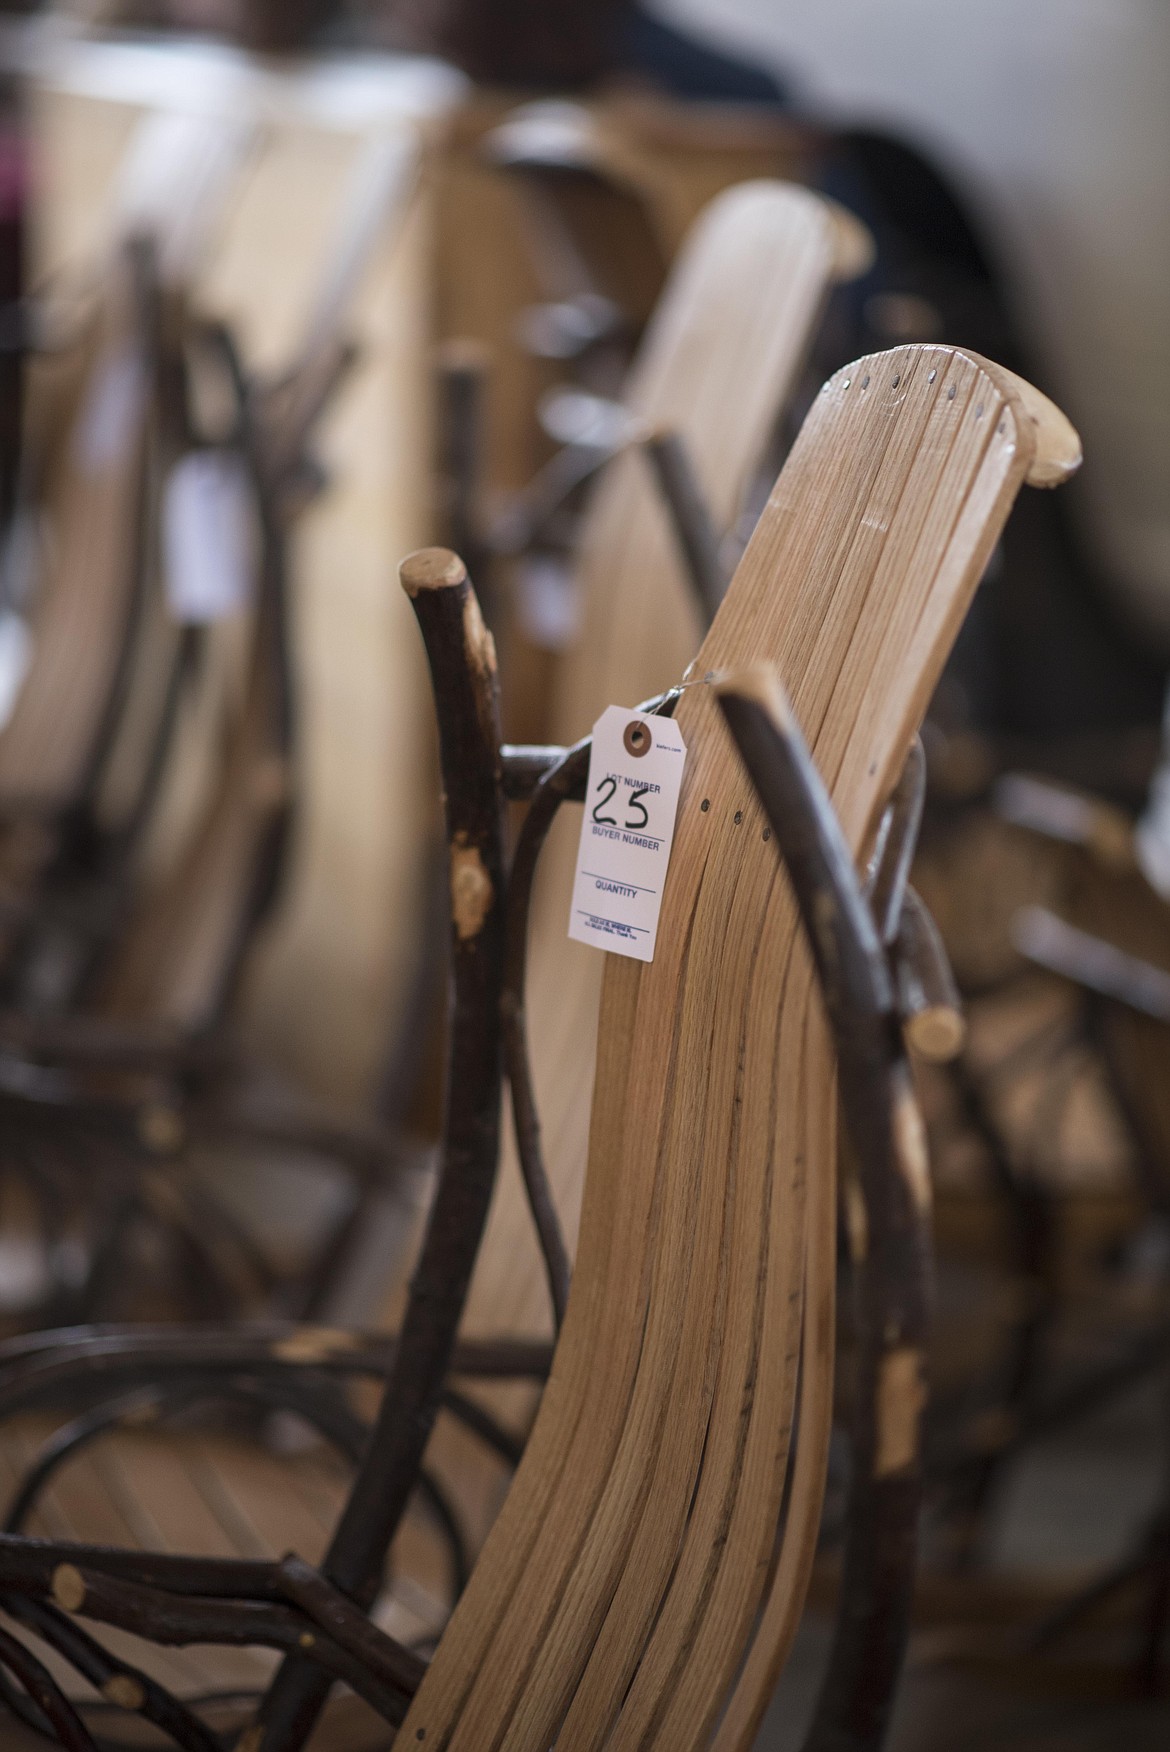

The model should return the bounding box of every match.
[463,179,862,1355]
[402,345,1072,1750]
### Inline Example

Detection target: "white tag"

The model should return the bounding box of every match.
[569,705,687,963]
[163,449,255,625]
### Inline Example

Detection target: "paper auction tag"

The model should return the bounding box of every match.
[569,705,687,963]
[163,449,255,625]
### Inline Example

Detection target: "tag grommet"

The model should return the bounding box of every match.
[624,719,651,758]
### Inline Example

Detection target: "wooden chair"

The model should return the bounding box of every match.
[426,175,872,1339]
[0,133,423,1327]
[0,324,391,1325]
[0,107,257,989]
[0,344,1077,1750]
[455,175,868,1358]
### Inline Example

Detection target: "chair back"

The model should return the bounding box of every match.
[402,343,1078,1752]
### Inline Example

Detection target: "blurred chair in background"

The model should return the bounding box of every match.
[0,101,433,1330]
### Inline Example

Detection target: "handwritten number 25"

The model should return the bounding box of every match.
[592,779,650,831]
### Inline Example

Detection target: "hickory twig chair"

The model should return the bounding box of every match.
[0,344,1077,1751]
[448,176,872,1367]
[0,134,423,1327]
[0,110,254,988]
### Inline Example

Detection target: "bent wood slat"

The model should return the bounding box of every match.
[464,178,866,1353]
[400,345,1078,1752]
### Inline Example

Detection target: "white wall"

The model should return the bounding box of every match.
[655,0,1170,644]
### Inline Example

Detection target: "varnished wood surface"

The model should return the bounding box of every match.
[402,347,1076,1750]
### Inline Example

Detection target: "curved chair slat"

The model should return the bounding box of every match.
[401,344,1075,1752]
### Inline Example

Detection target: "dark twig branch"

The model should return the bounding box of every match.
[867,735,926,946]
[0,1324,551,1421]
[0,1623,96,1751]
[501,743,588,802]
[1012,905,1170,1023]
[718,668,932,1752]
[250,548,508,1750]
[501,737,592,1333]
[893,886,966,1063]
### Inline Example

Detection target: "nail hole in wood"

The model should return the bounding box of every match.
[700,798,710,812]
[947,385,957,400]
[734,810,743,825]
[891,374,900,387]
[861,374,870,389]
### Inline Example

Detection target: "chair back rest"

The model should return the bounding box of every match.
[402,343,1078,1752]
